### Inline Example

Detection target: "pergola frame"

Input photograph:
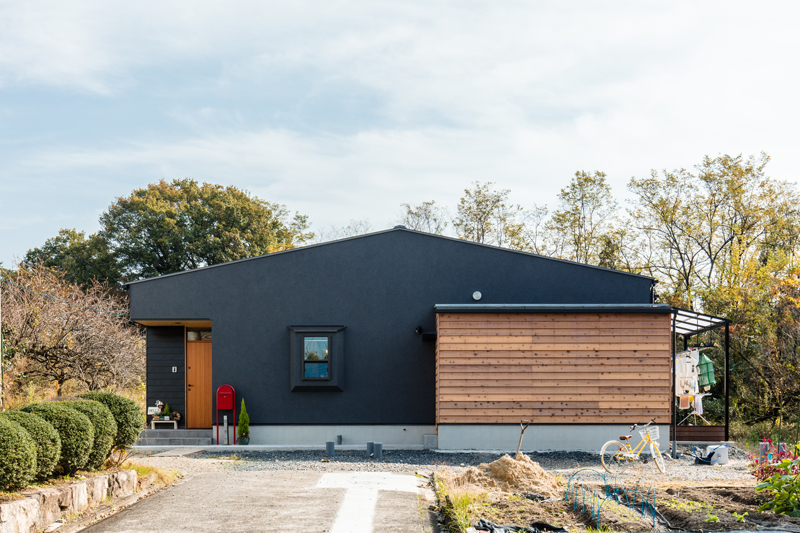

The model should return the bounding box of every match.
[670,307,732,458]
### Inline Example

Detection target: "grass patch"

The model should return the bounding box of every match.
[125,462,178,487]
[663,498,712,513]
[433,470,489,532]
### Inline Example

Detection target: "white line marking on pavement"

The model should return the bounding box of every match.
[316,472,422,533]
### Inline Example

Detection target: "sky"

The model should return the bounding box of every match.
[1,1,799,267]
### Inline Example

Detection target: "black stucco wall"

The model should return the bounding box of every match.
[130,229,654,426]
[146,327,185,428]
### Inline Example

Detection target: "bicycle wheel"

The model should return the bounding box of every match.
[650,442,666,473]
[601,440,630,474]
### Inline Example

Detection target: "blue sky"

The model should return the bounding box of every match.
[1,1,799,267]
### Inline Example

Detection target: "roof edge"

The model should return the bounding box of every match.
[434,304,673,314]
[123,227,656,288]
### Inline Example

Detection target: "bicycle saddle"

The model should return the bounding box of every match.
[619,435,632,440]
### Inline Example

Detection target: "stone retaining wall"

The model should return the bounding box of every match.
[0,470,138,533]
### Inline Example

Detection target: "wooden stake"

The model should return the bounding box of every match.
[516,419,531,456]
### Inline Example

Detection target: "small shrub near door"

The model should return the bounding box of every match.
[0,417,37,490]
[59,400,118,469]
[79,391,143,450]
[237,399,250,445]
[22,403,94,474]
[0,410,61,479]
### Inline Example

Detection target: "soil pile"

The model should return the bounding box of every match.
[456,453,561,497]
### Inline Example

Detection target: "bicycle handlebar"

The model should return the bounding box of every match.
[629,418,657,431]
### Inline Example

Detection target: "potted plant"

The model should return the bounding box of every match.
[162,403,171,421]
[238,399,250,445]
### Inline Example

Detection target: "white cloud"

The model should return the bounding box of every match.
[1,1,799,265]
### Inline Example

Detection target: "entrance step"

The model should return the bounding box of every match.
[135,429,213,446]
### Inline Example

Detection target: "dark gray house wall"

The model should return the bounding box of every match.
[145,327,186,428]
[128,229,655,426]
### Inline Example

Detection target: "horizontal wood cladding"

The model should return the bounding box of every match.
[436,312,671,425]
[671,425,726,441]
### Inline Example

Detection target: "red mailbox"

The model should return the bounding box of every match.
[216,384,236,445]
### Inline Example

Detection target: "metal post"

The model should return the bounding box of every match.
[725,324,730,441]
[672,313,677,459]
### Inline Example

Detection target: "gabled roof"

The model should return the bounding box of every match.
[123,226,655,287]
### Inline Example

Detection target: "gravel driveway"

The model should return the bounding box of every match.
[132,447,754,485]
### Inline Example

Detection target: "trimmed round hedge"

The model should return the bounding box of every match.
[0,410,61,479]
[0,417,37,490]
[79,392,142,450]
[22,403,94,474]
[59,401,117,469]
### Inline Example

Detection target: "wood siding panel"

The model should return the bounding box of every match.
[671,425,726,441]
[435,313,671,424]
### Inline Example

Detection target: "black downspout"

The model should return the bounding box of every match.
[725,323,730,441]
[672,313,678,458]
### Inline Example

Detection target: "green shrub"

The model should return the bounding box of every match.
[78,391,143,450]
[59,401,117,469]
[237,399,249,437]
[0,417,37,490]
[162,403,170,416]
[757,445,800,517]
[0,410,61,479]
[22,403,94,474]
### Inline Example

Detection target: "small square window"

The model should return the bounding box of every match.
[289,326,345,391]
[303,337,329,379]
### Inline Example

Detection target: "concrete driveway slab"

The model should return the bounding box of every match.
[82,470,434,533]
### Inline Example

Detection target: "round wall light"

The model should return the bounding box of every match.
[472,291,482,301]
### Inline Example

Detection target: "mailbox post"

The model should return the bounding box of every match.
[216,384,236,445]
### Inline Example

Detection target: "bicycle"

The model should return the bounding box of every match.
[600,418,666,474]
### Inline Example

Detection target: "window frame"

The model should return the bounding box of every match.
[302,336,331,381]
[288,326,345,391]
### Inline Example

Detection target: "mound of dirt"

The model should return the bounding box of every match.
[455,453,561,497]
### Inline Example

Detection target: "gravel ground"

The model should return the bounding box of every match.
[131,447,755,485]
[128,453,228,477]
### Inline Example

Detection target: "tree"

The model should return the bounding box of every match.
[100,179,312,279]
[397,201,448,234]
[628,153,800,308]
[1,265,144,395]
[512,205,550,255]
[545,171,620,265]
[23,229,123,288]
[313,219,372,242]
[626,153,800,432]
[452,182,523,247]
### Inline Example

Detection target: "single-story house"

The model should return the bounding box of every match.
[126,227,729,451]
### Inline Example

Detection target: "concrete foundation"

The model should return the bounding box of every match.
[214,425,436,447]
[437,424,667,453]
[423,435,438,449]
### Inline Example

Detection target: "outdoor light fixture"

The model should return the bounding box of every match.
[472,291,482,301]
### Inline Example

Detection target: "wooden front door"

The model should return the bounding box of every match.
[186,341,212,428]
